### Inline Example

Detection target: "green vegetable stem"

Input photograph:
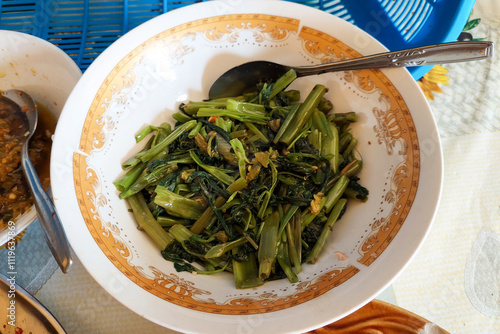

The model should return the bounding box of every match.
[114,70,368,289]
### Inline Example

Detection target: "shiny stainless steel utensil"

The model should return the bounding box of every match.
[1,89,73,273]
[208,41,494,99]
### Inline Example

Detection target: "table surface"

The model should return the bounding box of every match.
[3,0,500,333]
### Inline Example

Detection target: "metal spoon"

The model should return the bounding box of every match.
[208,41,494,99]
[1,89,73,274]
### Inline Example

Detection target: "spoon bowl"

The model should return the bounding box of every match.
[1,91,38,142]
[1,89,73,274]
[0,96,29,139]
[208,41,493,99]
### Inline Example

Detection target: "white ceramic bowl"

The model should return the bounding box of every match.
[51,2,443,333]
[0,31,82,246]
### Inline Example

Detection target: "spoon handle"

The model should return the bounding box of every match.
[294,41,494,76]
[21,145,73,273]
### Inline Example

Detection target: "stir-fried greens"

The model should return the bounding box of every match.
[114,69,368,289]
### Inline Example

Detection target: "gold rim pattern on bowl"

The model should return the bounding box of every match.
[72,14,419,314]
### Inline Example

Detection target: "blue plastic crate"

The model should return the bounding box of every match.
[0,0,475,79]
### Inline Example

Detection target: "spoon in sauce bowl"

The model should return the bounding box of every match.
[1,90,73,273]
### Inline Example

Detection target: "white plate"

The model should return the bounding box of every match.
[0,31,81,246]
[51,1,443,333]
[0,273,65,333]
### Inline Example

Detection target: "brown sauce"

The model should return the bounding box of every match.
[0,98,55,228]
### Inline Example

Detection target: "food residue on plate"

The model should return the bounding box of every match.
[335,251,349,261]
